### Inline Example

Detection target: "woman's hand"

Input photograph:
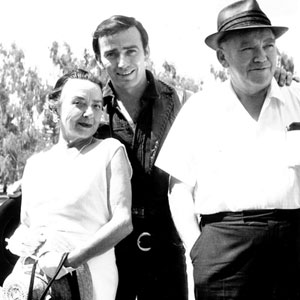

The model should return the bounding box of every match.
[38,252,72,279]
[5,225,46,258]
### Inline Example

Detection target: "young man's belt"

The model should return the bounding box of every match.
[132,207,152,251]
[132,207,145,218]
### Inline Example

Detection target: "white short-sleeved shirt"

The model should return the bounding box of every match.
[156,79,300,214]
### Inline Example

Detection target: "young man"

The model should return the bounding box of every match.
[156,1,300,299]
[92,16,188,300]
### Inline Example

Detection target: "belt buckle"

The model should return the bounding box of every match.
[137,232,151,252]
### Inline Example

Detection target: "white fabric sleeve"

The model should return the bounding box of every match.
[19,154,36,226]
[155,95,199,187]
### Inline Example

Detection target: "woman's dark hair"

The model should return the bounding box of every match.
[92,15,149,63]
[48,68,102,101]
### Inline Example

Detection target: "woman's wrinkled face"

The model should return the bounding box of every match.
[57,78,103,143]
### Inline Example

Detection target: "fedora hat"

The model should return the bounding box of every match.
[205,0,288,50]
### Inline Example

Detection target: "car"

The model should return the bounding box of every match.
[0,195,20,285]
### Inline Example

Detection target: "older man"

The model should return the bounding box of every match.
[156,0,300,299]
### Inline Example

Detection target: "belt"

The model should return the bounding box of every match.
[201,209,300,225]
[132,207,145,218]
[131,207,151,251]
[137,232,152,252]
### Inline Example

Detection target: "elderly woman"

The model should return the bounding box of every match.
[6,69,133,300]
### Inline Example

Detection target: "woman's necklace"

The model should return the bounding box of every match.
[76,137,94,155]
[59,136,95,159]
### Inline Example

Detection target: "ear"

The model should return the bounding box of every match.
[144,46,150,60]
[95,59,105,70]
[50,102,61,123]
[217,49,229,68]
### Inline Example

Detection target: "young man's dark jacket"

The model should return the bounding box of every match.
[94,70,188,300]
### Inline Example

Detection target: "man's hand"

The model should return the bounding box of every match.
[274,67,300,86]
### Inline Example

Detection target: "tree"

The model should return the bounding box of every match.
[150,60,202,93]
[210,64,229,82]
[49,41,77,73]
[49,42,102,79]
[279,52,294,74]
[0,43,52,185]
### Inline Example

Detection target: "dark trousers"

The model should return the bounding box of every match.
[191,209,300,300]
[115,219,188,300]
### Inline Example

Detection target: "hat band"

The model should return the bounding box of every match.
[219,11,271,32]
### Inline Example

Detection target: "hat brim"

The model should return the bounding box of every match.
[205,25,288,50]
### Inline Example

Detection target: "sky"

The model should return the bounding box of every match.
[0,0,299,84]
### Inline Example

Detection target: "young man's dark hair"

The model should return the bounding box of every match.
[92,15,149,63]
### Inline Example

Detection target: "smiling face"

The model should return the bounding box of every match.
[58,78,103,143]
[98,26,149,93]
[217,28,277,95]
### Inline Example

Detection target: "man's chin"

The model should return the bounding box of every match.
[116,71,135,81]
[250,69,272,81]
[115,79,137,90]
[249,75,272,87]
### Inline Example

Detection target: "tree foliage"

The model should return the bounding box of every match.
[0,43,52,186]
[153,61,203,93]
[49,42,102,79]
[210,65,229,82]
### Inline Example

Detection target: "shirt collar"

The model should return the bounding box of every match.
[267,78,286,104]
[227,78,286,107]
